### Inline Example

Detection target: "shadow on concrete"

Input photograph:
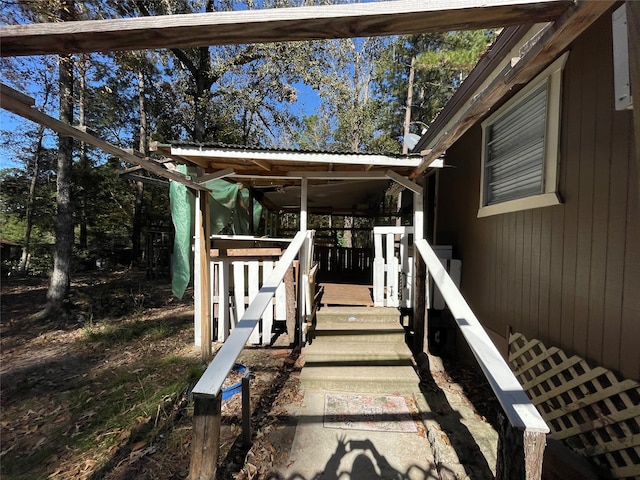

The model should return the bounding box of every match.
[266,435,439,480]
[414,352,495,480]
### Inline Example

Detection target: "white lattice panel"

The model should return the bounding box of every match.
[508,332,640,479]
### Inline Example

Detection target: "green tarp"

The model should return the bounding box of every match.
[169,166,263,298]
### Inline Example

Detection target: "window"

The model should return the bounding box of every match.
[478,53,568,217]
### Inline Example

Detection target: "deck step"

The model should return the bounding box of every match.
[301,305,419,393]
[303,341,413,365]
[299,365,418,394]
[309,321,406,344]
[315,306,400,324]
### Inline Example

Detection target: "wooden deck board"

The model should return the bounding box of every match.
[320,282,374,307]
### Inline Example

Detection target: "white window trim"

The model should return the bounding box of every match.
[478,52,568,218]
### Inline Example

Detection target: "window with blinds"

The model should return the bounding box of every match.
[478,52,567,218]
[483,82,548,206]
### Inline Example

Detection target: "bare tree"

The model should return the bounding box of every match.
[45,0,77,315]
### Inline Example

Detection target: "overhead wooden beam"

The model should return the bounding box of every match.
[120,155,174,175]
[250,159,271,172]
[411,0,617,179]
[287,171,388,179]
[386,169,424,195]
[0,0,572,57]
[197,168,235,184]
[1,83,208,191]
[121,173,170,187]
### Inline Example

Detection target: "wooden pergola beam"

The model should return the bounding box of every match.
[0,0,572,57]
[1,83,208,191]
[411,0,617,178]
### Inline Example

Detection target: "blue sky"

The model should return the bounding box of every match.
[0,60,325,171]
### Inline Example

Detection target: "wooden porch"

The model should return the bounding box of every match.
[318,282,374,307]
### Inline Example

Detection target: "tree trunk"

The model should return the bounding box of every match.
[78,55,88,250]
[46,47,75,313]
[402,56,416,155]
[132,70,146,265]
[193,47,211,143]
[20,125,45,274]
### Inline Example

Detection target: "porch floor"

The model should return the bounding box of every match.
[319,282,374,307]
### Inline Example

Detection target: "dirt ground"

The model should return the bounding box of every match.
[1,270,303,480]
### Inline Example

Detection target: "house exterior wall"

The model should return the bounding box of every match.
[435,13,640,381]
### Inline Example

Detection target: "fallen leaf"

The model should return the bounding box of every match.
[33,437,47,450]
[1,444,16,457]
[129,445,156,464]
[47,467,64,478]
[131,441,146,452]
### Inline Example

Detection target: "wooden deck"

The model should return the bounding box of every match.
[319,282,374,307]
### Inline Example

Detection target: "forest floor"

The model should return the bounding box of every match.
[1,270,501,480]
[1,270,303,480]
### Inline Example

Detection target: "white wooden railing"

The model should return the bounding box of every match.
[373,226,413,308]
[415,238,549,479]
[210,257,288,345]
[194,236,292,347]
[189,230,314,479]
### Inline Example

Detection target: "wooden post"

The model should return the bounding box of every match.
[242,376,251,446]
[297,239,307,345]
[496,414,547,480]
[248,187,254,235]
[413,182,427,353]
[189,393,222,480]
[284,265,296,344]
[414,256,427,353]
[197,190,212,362]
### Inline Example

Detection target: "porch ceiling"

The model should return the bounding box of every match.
[261,179,391,215]
[151,142,419,213]
[152,142,422,179]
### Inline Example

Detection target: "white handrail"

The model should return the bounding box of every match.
[414,238,549,433]
[193,230,312,397]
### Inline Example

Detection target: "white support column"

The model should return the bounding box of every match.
[195,188,212,361]
[194,197,202,346]
[217,260,230,342]
[248,261,260,344]
[233,262,246,325]
[386,232,399,307]
[262,261,274,346]
[414,190,424,242]
[413,190,424,311]
[373,230,385,307]
[190,166,205,348]
[300,177,308,232]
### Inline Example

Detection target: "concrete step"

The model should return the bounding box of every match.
[316,306,400,324]
[299,365,419,394]
[309,321,406,344]
[303,341,413,365]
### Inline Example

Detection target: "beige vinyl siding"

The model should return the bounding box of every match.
[435,13,640,381]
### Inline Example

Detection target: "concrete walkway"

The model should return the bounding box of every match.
[284,390,438,480]
[273,305,499,480]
